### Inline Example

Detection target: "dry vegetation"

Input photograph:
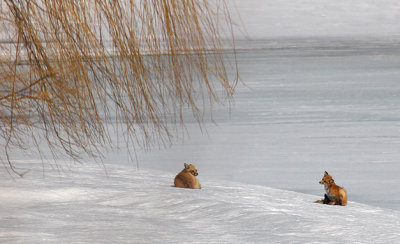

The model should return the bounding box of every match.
[0,0,237,175]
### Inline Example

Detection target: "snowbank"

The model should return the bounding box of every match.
[1,162,399,243]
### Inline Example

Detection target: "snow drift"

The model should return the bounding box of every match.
[1,162,399,243]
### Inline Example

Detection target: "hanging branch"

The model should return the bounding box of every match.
[0,0,237,175]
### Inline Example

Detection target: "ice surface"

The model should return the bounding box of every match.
[1,162,399,243]
[229,0,400,39]
[8,42,400,211]
[129,44,400,211]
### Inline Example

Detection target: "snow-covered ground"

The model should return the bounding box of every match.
[1,161,399,243]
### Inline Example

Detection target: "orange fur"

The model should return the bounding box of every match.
[319,171,347,206]
[174,163,201,189]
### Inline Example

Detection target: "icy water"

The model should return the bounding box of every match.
[132,40,400,211]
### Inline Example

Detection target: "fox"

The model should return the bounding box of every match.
[316,171,347,206]
[174,163,201,189]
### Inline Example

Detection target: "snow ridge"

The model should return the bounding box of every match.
[0,162,399,243]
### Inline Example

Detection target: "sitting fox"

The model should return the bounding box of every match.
[316,171,347,206]
[174,163,201,189]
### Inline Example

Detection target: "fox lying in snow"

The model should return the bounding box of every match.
[174,163,201,189]
[315,171,347,206]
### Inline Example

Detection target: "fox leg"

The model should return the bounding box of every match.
[323,194,330,204]
[315,194,331,204]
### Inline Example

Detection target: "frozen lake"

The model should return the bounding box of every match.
[3,38,400,243]
[130,39,400,211]
[5,38,400,211]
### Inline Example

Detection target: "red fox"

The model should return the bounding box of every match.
[174,163,201,189]
[317,171,348,206]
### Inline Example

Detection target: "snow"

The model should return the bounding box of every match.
[1,161,399,243]
[3,1,400,242]
[4,35,400,244]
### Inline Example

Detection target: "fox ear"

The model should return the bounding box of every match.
[324,171,329,175]
[329,179,334,184]
[184,163,190,169]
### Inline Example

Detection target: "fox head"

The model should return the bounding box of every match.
[319,171,334,185]
[184,163,199,176]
